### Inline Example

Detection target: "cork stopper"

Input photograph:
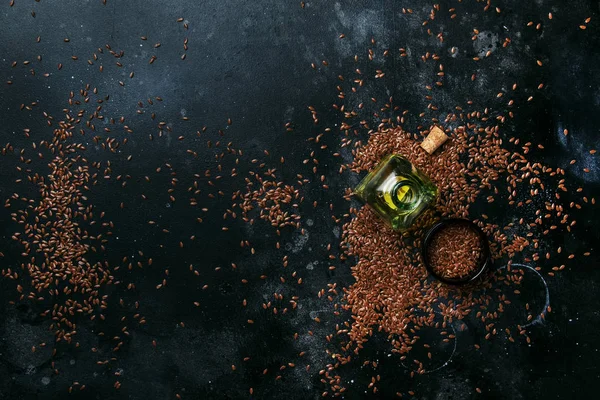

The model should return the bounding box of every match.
[421,126,449,154]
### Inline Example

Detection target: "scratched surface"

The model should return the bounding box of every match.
[0,1,599,399]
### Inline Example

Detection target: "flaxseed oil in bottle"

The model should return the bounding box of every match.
[354,154,437,231]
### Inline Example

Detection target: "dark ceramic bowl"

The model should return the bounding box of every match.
[421,218,491,285]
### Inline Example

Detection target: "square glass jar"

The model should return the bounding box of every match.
[354,154,437,231]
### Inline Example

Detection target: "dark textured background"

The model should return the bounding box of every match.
[1,0,600,399]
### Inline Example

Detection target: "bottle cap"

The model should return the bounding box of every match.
[421,126,449,154]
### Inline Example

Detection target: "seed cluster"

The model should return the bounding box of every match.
[3,124,114,343]
[233,173,302,230]
[427,224,483,280]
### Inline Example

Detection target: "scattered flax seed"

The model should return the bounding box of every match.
[3,6,593,398]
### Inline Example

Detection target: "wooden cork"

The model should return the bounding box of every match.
[421,126,449,154]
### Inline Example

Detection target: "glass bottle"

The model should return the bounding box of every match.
[354,154,437,231]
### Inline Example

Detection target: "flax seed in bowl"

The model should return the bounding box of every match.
[422,218,490,284]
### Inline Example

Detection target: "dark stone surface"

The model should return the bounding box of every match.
[1,0,599,399]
